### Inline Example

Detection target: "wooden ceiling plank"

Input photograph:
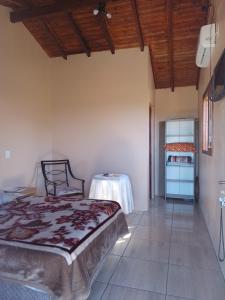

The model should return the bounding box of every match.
[41,17,67,60]
[10,0,119,23]
[23,0,33,8]
[6,0,207,88]
[130,0,144,51]
[167,0,175,92]
[96,14,115,54]
[67,12,91,57]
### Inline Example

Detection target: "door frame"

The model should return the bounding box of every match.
[149,105,152,199]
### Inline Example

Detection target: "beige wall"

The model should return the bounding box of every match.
[198,0,225,278]
[0,7,52,192]
[0,4,155,210]
[154,87,198,195]
[51,48,154,211]
[1,0,225,280]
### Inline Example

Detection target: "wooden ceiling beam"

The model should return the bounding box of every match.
[19,0,68,60]
[167,0,175,92]
[0,0,27,8]
[130,0,144,51]
[149,45,156,88]
[42,17,67,60]
[10,0,119,23]
[196,0,209,89]
[96,13,115,54]
[67,12,91,57]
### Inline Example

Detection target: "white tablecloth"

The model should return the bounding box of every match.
[89,174,134,214]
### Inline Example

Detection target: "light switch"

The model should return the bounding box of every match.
[5,150,11,160]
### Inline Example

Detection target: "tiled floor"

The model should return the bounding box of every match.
[88,198,225,300]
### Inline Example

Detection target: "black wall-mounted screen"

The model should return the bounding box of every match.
[212,49,225,102]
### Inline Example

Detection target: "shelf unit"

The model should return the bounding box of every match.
[165,119,196,201]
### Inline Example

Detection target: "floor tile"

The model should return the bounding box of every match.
[90,199,225,300]
[172,213,205,231]
[166,296,189,300]
[124,238,170,263]
[132,210,144,215]
[149,197,173,208]
[110,257,168,294]
[101,285,165,300]
[133,225,171,242]
[88,281,107,300]
[140,214,172,227]
[126,213,143,226]
[144,206,173,216]
[111,236,130,256]
[170,242,219,271]
[149,204,173,213]
[173,209,202,221]
[173,203,195,215]
[171,228,213,249]
[95,255,120,283]
[167,264,225,300]
[127,224,137,236]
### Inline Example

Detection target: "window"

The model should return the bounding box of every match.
[202,88,213,155]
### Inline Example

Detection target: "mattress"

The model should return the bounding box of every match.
[0,196,128,300]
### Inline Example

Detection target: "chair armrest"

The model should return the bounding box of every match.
[69,175,85,196]
[67,163,85,183]
[67,162,85,196]
[70,175,85,183]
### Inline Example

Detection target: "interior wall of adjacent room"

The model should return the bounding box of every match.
[0,7,52,192]
[198,0,225,279]
[154,87,198,196]
[51,48,155,211]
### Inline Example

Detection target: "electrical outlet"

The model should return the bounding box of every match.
[5,150,11,160]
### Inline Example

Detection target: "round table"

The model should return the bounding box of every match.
[89,174,134,214]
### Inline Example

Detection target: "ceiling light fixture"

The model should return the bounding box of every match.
[93,9,99,16]
[93,2,112,19]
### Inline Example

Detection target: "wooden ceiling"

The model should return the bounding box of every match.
[0,0,209,90]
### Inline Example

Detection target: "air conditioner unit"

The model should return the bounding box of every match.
[196,24,216,68]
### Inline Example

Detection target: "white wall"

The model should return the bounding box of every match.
[154,87,198,195]
[0,7,52,192]
[198,0,225,279]
[51,48,155,211]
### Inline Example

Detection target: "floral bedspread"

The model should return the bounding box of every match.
[0,196,121,264]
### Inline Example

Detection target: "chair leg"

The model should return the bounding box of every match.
[82,181,85,198]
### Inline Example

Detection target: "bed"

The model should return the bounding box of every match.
[0,195,128,300]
